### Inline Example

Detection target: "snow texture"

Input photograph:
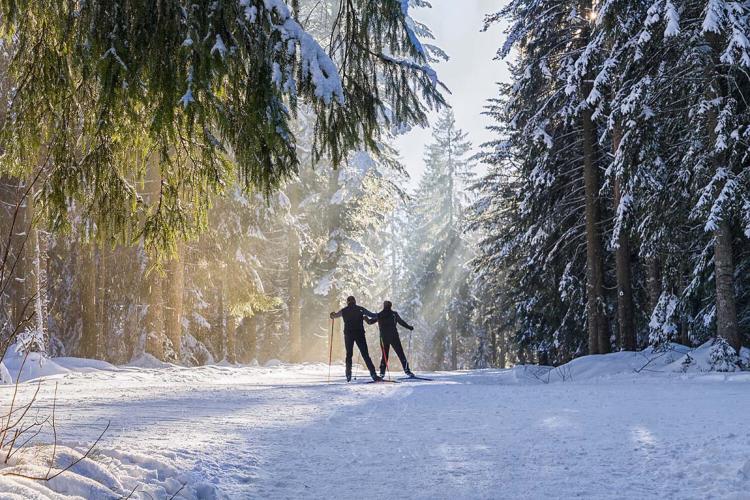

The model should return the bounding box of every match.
[0,344,748,498]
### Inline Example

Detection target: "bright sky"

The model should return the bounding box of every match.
[394,0,510,189]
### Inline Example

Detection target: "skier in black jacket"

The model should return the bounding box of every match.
[366,301,415,378]
[330,296,382,382]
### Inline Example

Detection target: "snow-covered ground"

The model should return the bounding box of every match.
[0,345,749,499]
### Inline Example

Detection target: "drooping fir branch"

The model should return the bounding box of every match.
[0,0,445,251]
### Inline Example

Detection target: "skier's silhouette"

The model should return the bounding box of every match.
[330,296,382,382]
[366,301,415,377]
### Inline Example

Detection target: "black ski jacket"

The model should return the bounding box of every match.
[367,310,413,339]
[332,305,377,334]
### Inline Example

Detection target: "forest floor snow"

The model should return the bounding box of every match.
[0,344,749,499]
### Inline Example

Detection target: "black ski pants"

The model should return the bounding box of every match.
[379,334,410,375]
[345,330,378,380]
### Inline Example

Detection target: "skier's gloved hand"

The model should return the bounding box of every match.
[329,312,336,319]
[408,326,415,331]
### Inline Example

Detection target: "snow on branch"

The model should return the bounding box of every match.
[249,0,345,105]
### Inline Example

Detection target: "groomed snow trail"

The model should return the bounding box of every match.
[1,353,749,499]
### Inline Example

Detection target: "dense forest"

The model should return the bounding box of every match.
[0,0,748,373]
[473,0,750,367]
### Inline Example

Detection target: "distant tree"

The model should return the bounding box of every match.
[403,110,475,370]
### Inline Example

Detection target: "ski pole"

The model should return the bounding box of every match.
[328,318,335,384]
[354,351,361,380]
[408,331,413,363]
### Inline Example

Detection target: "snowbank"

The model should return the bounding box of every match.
[484,341,750,386]
[0,348,120,384]
[0,444,219,499]
[126,353,178,370]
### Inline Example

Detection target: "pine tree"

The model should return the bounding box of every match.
[477,1,602,362]
[636,0,750,353]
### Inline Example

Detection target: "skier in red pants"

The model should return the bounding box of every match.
[366,301,415,378]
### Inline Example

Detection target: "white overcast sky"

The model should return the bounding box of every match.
[394,0,510,189]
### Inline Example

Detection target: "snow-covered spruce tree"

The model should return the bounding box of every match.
[184,188,284,364]
[469,198,517,368]
[636,0,750,354]
[403,109,476,370]
[303,144,409,359]
[588,0,650,352]
[388,204,432,369]
[471,86,581,363]
[477,1,612,363]
[559,0,614,355]
[596,0,705,349]
[0,0,445,254]
[265,98,412,363]
[585,0,693,351]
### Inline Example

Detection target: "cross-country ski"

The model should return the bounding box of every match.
[398,375,433,381]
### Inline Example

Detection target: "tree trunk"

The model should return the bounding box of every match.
[581,98,608,355]
[30,224,47,346]
[498,330,507,369]
[222,275,237,364]
[9,184,30,331]
[144,269,164,359]
[96,246,107,358]
[144,161,165,359]
[706,32,742,353]
[704,37,740,353]
[226,309,237,364]
[612,123,635,351]
[679,261,691,346]
[163,243,184,360]
[287,184,302,362]
[80,244,98,358]
[288,237,302,361]
[22,187,48,352]
[490,326,497,367]
[433,328,446,370]
[714,221,739,351]
[241,315,257,364]
[647,257,661,317]
[216,279,226,360]
[451,329,458,370]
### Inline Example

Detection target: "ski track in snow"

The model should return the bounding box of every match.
[0,359,749,499]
